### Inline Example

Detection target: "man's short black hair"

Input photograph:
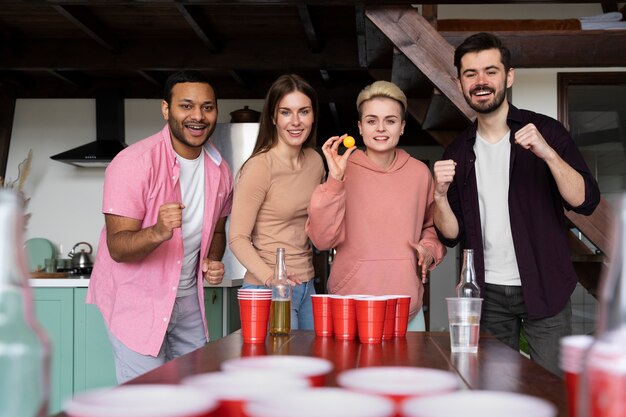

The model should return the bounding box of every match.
[163,70,214,104]
[454,32,512,77]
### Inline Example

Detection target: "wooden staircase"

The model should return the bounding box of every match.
[364,5,613,297]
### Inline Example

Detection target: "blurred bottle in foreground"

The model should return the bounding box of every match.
[270,248,291,336]
[579,194,626,417]
[456,249,481,298]
[0,189,50,417]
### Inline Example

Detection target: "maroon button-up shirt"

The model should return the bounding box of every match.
[437,104,600,319]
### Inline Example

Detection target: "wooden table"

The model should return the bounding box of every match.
[51,330,568,417]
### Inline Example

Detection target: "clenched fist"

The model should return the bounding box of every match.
[153,202,184,242]
[433,159,457,199]
[202,259,225,285]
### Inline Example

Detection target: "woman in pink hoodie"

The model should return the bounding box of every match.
[305,81,446,331]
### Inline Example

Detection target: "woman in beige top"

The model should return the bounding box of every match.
[229,74,325,329]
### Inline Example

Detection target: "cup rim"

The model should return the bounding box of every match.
[64,384,217,417]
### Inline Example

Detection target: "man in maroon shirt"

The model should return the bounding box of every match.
[433,32,600,376]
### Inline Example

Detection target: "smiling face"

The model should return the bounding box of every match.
[161,81,218,159]
[273,90,314,149]
[458,48,514,114]
[358,97,405,155]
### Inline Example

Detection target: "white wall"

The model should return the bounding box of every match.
[6,98,262,256]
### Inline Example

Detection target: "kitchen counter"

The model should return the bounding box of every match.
[30,277,244,288]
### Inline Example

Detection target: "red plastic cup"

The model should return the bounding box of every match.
[338,367,460,407]
[183,372,310,417]
[64,384,218,417]
[222,356,333,388]
[382,297,398,340]
[389,295,411,337]
[331,296,357,340]
[585,341,626,417]
[311,294,334,337]
[355,297,387,344]
[245,388,395,417]
[239,298,271,344]
[559,335,594,417]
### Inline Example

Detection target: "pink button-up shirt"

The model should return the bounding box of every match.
[86,125,233,356]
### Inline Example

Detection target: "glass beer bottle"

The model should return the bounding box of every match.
[456,249,481,298]
[269,248,291,336]
[0,189,51,417]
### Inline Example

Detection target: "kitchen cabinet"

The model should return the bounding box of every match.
[32,288,74,416]
[72,288,116,394]
[31,281,242,415]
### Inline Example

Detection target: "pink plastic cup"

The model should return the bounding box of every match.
[311,294,334,337]
[355,297,387,344]
[331,296,357,341]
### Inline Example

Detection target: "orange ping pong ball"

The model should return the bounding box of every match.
[343,136,355,148]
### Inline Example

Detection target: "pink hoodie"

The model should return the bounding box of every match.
[305,149,446,317]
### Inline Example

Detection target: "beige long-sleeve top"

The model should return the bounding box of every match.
[229,147,325,285]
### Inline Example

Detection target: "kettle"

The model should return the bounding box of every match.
[68,242,94,269]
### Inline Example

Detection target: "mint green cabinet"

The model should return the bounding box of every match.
[32,288,75,416]
[204,288,223,341]
[73,288,116,392]
[32,285,240,415]
[204,287,241,340]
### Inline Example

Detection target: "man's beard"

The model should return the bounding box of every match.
[168,118,214,149]
[464,85,507,114]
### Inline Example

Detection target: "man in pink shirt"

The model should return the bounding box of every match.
[87,71,233,382]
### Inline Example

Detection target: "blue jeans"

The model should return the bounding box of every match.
[481,283,571,376]
[242,280,316,330]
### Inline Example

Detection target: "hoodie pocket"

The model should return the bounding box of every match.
[331,257,418,299]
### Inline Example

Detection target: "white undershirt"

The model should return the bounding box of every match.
[474,131,521,286]
[177,151,205,297]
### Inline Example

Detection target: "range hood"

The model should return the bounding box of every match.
[51,96,127,167]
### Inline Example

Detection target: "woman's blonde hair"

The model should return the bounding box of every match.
[356,80,407,120]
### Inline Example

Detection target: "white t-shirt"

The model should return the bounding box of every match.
[474,131,521,286]
[177,151,205,296]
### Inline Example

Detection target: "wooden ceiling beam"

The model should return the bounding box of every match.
[441,30,626,67]
[47,70,89,89]
[3,1,617,4]
[136,70,165,87]
[297,4,322,52]
[0,38,359,70]
[390,48,433,98]
[175,4,221,53]
[361,8,394,69]
[228,70,252,89]
[319,69,333,88]
[355,5,368,68]
[366,6,476,122]
[51,5,120,53]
